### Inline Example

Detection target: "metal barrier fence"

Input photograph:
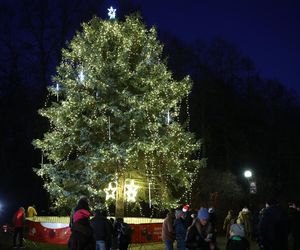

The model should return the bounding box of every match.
[26,216,164,245]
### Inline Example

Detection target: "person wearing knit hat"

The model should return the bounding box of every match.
[182,205,190,212]
[183,205,193,228]
[230,224,245,237]
[185,207,216,250]
[226,224,250,250]
[198,207,209,221]
[174,209,187,250]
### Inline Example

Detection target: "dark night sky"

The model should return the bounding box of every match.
[127,0,300,95]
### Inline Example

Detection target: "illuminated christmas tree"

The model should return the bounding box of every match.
[33,13,201,217]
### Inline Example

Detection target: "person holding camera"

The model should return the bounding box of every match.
[185,207,216,250]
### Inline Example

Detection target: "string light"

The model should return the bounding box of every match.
[108,116,111,141]
[78,70,85,83]
[166,110,171,125]
[55,83,60,102]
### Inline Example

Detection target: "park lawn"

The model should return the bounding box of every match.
[0,232,259,250]
[0,232,66,250]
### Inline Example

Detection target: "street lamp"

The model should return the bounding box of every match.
[244,170,252,179]
[244,170,256,194]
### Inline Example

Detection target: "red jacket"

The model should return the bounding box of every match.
[13,208,25,227]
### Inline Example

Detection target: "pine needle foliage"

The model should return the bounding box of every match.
[33,15,201,211]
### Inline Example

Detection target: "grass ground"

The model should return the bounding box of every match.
[0,232,259,250]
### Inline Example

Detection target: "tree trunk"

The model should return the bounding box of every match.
[115,173,125,218]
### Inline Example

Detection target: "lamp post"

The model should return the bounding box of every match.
[244,170,256,193]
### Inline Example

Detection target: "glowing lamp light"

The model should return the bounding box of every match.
[244,170,252,178]
[107,6,116,19]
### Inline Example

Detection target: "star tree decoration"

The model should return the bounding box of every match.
[125,180,139,202]
[104,182,117,200]
[107,6,116,19]
[104,179,139,203]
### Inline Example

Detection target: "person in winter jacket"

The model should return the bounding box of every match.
[12,207,26,248]
[183,205,194,228]
[70,196,90,228]
[287,201,300,250]
[223,210,235,239]
[237,207,252,240]
[68,197,95,250]
[174,209,187,250]
[27,205,37,218]
[226,224,250,250]
[91,209,113,250]
[162,210,175,250]
[258,198,289,250]
[185,207,215,250]
[161,210,175,250]
[114,218,133,250]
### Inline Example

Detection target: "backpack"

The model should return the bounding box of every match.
[120,223,133,242]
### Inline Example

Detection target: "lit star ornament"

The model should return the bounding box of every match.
[107,6,116,19]
[125,180,139,202]
[104,182,117,200]
[104,179,139,202]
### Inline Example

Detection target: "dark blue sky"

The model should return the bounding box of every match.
[127,0,300,95]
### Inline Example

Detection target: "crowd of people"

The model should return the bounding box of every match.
[10,197,300,250]
[162,199,300,250]
[68,196,132,250]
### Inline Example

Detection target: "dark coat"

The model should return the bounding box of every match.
[185,220,214,250]
[91,215,113,248]
[174,218,187,240]
[258,204,289,250]
[68,218,95,250]
[288,207,300,250]
[114,221,132,250]
[226,236,250,250]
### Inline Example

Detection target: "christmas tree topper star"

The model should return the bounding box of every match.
[107,6,116,19]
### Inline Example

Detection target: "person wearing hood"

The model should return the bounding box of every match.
[68,197,95,250]
[185,207,215,250]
